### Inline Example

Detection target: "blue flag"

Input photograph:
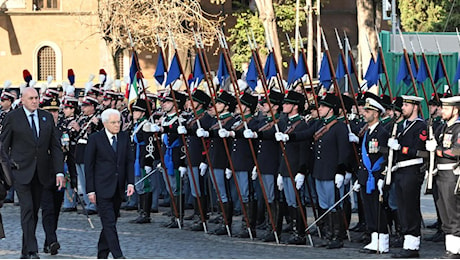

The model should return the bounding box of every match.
[454,59,460,82]
[287,57,297,85]
[246,56,258,90]
[217,53,229,86]
[402,57,417,86]
[364,58,379,87]
[129,52,140,85]
[347,55,354,74]
[188,54,205,89]
[264,52,277,80]
[434,58,445,83]
[294,54,307,82]
[154,52,166,85]
[396,57,409,85]
[335,54,346,79]
[416,58,429,84]
[165,54,181,87]
[319,54,332,90]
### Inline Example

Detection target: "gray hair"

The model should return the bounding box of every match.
[101,108,120,123]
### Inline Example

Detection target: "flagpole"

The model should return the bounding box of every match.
[416,33,440,101]
[344,31,363,95]
[365,33,386,95]
[409,41,429,105]
[434,36,453,94]
[376,29,394,100]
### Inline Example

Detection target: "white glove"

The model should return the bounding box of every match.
[243,129,257,139]
[196,128,209,138]
[143,122,152,132]
[179,166,187,178]
[344,172,352,185]
[294,173,305,190]
[225,168,232,179]
[199,163,207,176]
[426,139,437,152]
[275,132,289,142]
[144,166,153,173]
[177,125,187,135]
[387,138,401,151]
[335,174,344,189]
[219,128,230,138]
[277,174,284,191]
[348,132,359,143]
[352,180,361,192]
[251,166,257,180]
[150,123,161,133]
[377,179,384,196]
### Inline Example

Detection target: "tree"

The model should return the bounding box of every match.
[94,0,223,79]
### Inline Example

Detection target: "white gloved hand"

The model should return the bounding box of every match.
[294,173,305,190]
[179,166,187,178]
[277,174,284,191]
[348,132,359,143]
[426,139,437,152]
[387,138,401,150]
[199,163,208,176]
[251,166,257,180]
[144,166,153,173]
[243,129,257,139]
[219,128,230,138]
[177,125,187,135]
[196,128,209,138]
[377,179,385,196]
[150,123,161,133]
[143,122,152,132]
[391,165,398,173]
[225,168,232,179]
[275,132,289,142]
[344,172,352,185]
[335,174,344,189]
[352,180,361,192]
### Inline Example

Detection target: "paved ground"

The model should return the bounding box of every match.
[0,193,446,259]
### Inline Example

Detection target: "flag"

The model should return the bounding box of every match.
[264,52,277,81]
[318,54,332,90]
[416,58,429,84]
[188,54,205,90]
[434,58,445,83]
[454,59,460,82]
[402,57,417,86]
[396,57,409,85]
[128,53,141,105]
[347,55,354,74]
[287,57,297,85]
[217,53,229,86]
[364,58,379,87]
[294,54,307,82]
[246,56,258,91]
[154,51,166,85]
[335,54,346,79]
[165,53,181,87]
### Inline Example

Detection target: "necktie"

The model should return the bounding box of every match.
[111,135,117,152]
[30,114,38,140]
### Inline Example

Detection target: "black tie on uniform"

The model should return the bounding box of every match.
[112,135,117,152]
[30,114,38,141]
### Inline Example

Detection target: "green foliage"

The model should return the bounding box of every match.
[399,0,460,32]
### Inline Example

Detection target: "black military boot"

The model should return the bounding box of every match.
[262,202,282,242]
[167,195,184,228]
[390,210,403,248]
[213,202,233,236]
[191,195,208,231]
[236,201,257,238]
[280,201,293,232]
[185,197,200,221]
[131,193,147,223]
[136,192,152,224]
[287,206,307,245]
[326,211,344,249]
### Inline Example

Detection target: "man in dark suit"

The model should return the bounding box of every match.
[85,108,134,259]
[0,87,65,259]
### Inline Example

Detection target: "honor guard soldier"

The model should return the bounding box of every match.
[425,95,460,259]
[274,90,309,245]
[387,95,427,258]
[182,89,213,231]
[255,91,285,242]
[356,97,390,254]
[380,94,394,132]
[0,89,16,131]
[196,90,237,236]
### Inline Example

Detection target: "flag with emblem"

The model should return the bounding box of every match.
[127,52,143,107]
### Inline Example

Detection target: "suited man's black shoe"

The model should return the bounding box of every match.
[20,254,29,259]
[391,249,419,258]
[49,242,60,255]
[442,252,460,259]
[29,252,40,259]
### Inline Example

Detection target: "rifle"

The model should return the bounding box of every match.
[424,117,435,194]
[386,117,399,185]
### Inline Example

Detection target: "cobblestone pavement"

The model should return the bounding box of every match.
[0,194,445,259]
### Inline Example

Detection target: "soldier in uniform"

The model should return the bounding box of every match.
[387,95,426,258]
[0,90,15,126]
[425,95,460,259]
[70,96,102,215]
[380,94,394,132]
[355,96,390,254]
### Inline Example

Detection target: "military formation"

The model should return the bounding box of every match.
[0,64,460,260]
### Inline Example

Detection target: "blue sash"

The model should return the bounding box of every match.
[362,132,384,194]
[163,134,180,176]
[133,124,145,177]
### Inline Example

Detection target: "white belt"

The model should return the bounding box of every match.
[437,163,457,171]
[77,139,87,144]
[395,158,423,169]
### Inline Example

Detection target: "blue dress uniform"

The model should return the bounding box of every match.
[430,96,460,258]
[254,91,285,242]
[277,91,309,245]
[357,97,390,253]
[389,95,427,258]
[159,90,187,228]
[230,93,259,238]
[183,90,213,231]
